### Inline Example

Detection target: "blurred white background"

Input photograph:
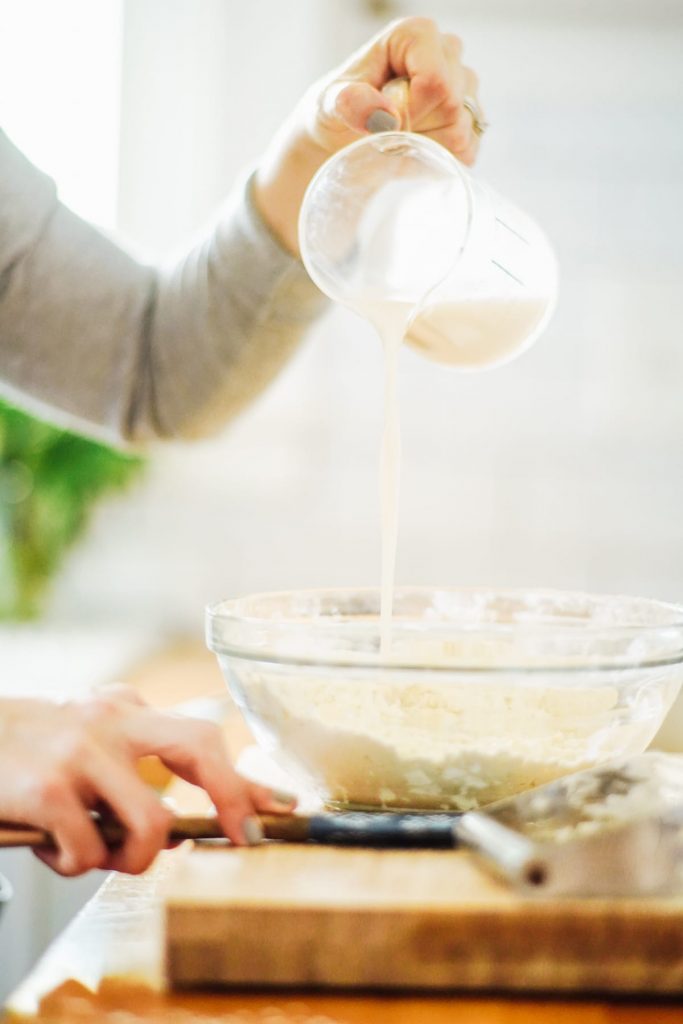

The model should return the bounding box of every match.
[28,0,683,629]
[1,0,683,999]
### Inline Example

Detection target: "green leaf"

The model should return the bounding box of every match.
[0,398,145,619]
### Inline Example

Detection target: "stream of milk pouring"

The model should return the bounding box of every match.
[357,300,414,658]
[362,295,547,659]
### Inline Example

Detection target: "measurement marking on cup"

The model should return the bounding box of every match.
[491,259,525,286]
[496,216,531,245]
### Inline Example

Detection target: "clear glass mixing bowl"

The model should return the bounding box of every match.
[207,588,683,811]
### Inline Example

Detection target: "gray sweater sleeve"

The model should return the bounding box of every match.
[0,129,326,444]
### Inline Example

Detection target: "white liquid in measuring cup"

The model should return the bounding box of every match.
[361,296,546,657]
[408,297,548,368]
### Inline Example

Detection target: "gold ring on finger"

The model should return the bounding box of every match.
[463,95,489,137]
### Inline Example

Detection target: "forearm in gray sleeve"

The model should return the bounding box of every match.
[0,131,326,444]
[142,179,327,440]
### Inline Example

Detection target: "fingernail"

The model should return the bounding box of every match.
[243,816,264,847]
[366,109,400,134]
[272,789,297,805]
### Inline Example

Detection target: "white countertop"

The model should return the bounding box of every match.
[0,622,165,701]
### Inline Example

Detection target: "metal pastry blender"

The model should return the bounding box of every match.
[457,752,683,897]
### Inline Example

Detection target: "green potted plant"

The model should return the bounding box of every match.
[0,400,144,620]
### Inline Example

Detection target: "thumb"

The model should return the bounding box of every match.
[322,80,400,135]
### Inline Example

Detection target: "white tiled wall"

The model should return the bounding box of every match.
[49,1,683,630]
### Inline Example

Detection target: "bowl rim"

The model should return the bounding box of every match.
[206,586,683,674]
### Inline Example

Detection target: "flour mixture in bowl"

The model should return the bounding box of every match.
[207,587,683,811]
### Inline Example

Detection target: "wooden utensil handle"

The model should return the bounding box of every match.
[0,812,461,850]
[0,825,52,849]
[0,816,226,851]
[0,815,307,850]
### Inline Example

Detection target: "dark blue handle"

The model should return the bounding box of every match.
[307,812,461,848]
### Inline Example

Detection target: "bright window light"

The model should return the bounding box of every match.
[0,0,123,229]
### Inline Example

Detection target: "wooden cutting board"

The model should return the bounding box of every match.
[164,844,683,994]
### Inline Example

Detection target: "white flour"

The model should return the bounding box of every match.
[236,665,676,810]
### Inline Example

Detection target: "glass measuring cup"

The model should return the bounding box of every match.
[299,131,558,368]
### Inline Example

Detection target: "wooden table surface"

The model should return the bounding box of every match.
[4,643,682,1023]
